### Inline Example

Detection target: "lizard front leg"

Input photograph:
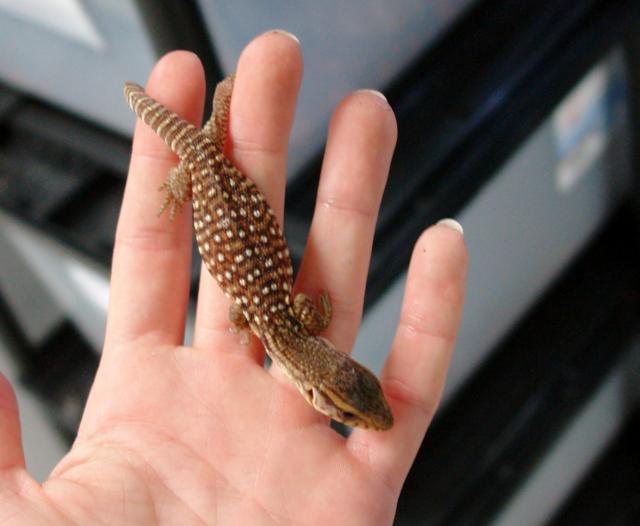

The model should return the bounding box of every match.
[293,291,333,336]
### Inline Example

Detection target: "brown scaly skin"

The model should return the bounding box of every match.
[124,77,393,430]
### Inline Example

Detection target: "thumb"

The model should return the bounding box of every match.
[0,372,25,470]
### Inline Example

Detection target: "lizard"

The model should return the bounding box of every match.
[123,75,393,431]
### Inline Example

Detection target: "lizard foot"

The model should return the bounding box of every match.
[158,163,192,219]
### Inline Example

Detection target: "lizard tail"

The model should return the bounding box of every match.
[123,82,199,158]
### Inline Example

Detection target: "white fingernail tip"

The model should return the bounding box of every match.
[272,29,300,45]
[356,89,388,102]
[437,218,464,236]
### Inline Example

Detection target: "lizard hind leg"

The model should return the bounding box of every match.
[229,303,252,345]
[293,291,333,336]
[202,74,235,149]
[158,161,192,219]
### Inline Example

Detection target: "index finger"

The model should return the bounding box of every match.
[106,51,205,349]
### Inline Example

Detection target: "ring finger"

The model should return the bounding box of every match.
[269,89,398,421]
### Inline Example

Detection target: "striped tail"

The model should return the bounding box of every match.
[123,82,199,158]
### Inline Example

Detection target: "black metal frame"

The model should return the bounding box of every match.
[547,409,640,525]
[0,290,97,443]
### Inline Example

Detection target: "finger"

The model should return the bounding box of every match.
[106,51,205,349]
[228,29,302,223]
[294,89,396,352]
[193,30,302,354]
[348,221,467,491]
[0,372,25,470]
[269,89,396,427]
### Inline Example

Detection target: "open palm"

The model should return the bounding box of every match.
[0,32,466,525]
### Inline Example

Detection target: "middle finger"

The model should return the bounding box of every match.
[192,30,302,355]
[268,88,397,420]
[292,89,397,355]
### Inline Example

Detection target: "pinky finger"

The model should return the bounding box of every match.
[348,220,467,491]
[0,372,25,470]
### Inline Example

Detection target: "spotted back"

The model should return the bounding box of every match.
[190,151,296,334]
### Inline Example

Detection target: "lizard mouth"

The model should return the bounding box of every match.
[304,386,382,430]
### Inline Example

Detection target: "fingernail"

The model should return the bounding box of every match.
[271,29,300,45]
[356,89,388,103]
[437,218,464,236]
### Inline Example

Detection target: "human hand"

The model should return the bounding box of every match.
[0,31,467,525]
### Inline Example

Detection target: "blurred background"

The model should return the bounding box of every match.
[1,1,639,524]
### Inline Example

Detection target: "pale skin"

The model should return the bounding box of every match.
[0,31,467,525]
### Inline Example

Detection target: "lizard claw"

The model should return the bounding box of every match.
[157,180,181,220]
[157,164,191,220]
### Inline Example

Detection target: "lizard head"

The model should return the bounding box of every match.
[299,337,394,431]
